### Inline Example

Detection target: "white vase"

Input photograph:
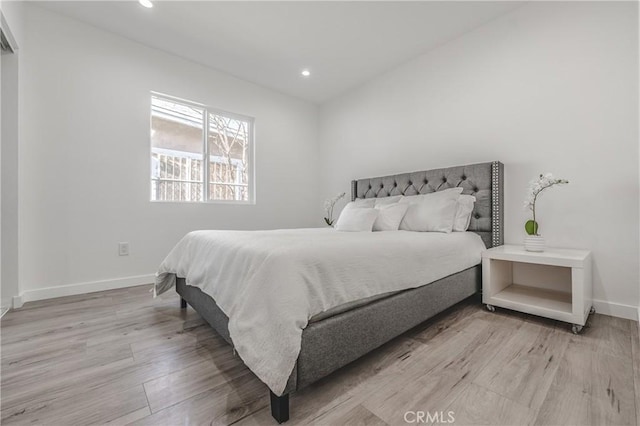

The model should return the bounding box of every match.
[524,235,545,252]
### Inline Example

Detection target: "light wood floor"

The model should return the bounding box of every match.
[1,285,639,426]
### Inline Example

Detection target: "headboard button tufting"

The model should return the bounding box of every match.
[352,162,503,249]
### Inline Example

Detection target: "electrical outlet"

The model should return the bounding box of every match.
[118,242,129,256]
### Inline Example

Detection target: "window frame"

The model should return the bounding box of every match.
[150,92,256,205]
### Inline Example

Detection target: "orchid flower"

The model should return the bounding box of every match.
[524,173,569,235]
[324,192,346,226]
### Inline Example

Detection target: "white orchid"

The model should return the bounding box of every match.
[324,192,346,226]
[524,173,569,235]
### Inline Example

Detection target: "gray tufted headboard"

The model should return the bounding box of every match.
[351,161,504,248]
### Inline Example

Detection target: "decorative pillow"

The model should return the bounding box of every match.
[373,203,410,231]
[399,188,463,232]
[375,195,403,206]
[335,207,379,232]
[453,195,476,232]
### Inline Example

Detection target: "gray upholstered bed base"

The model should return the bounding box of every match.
[175,161,503,423]
[177,266,479,391]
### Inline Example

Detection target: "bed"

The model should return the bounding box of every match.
[157,161,504,423]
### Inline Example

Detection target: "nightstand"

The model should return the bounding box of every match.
[482,245,593,334]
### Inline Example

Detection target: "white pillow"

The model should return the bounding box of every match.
[398,187,463,205]
[344,198,376,210]
[453,195,476,232]
[399,188,463,233]
[335,207,379,232]
[373,203,409,231]
[375,195,403,206]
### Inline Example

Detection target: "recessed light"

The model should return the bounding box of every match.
[301,69,311,77]
[139,0,153,8]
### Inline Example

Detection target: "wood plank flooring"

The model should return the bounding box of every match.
[1,285,638,425]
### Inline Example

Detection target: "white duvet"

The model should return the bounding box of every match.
[155,228,485,395]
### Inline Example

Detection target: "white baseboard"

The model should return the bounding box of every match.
[18,274,155,305]
[12,295,23,309]
[592,298,639,321]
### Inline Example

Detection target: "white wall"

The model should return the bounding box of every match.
[1,0,24,309]
[320,2,639,319]
[18,5,320,301]
[13,2,640,319]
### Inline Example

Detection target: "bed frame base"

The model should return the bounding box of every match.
[175,267,480,423]
[270,391,290,423]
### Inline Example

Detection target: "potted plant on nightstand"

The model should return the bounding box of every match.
[524,173,569,252]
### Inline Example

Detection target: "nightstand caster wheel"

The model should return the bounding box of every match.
[572,324,583,334]
[589,306,596,315]
[486,304,495,312]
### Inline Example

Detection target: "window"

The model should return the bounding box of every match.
[150,93,254,203]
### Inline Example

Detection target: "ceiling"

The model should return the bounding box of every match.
[35,1,522,104]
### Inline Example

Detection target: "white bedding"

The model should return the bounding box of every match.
[155,228,485,395]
